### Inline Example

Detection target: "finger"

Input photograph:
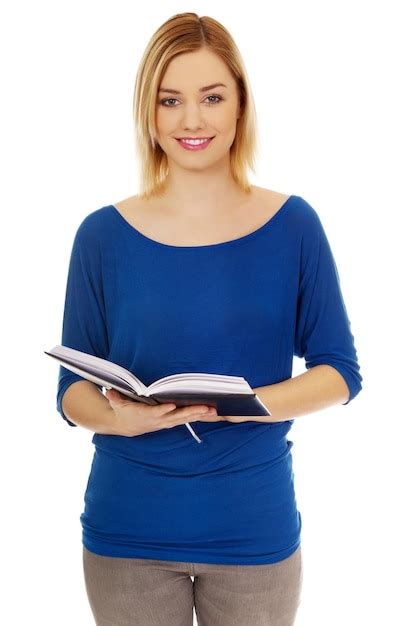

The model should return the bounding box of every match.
[157,402,177,415]
[165,407,213,427]
[105,389,118,402]
[186,408,221,422]
[164,405,213,420]
[106,389,134,406]
[197,412,226,422]
[107,389,127,402]
[190,415,220,423]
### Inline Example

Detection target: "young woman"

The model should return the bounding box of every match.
[56,12,362,626]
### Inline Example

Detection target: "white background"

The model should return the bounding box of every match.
[2,1,417,624]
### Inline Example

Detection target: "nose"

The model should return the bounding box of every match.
[181,103,206,131]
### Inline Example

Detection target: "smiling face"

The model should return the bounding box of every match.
[155,47,242,172]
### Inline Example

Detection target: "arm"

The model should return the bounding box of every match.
[61,380,119,434]
[228,364,349,423]
[228,202,362,424]
[56,214,111,427]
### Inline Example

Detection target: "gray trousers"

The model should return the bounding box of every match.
[82,544,303,625]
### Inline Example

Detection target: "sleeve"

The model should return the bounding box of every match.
[56,217,109,426]
[293,204,363,404]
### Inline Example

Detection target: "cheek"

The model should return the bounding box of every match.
[155,109,173,133]
[211,106,239,130]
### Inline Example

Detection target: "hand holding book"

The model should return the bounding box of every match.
[46,344,271,443]
[105,388,226,438]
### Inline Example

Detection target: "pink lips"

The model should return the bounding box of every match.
[176,137,214,151]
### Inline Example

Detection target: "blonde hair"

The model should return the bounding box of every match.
[132,12,259,200]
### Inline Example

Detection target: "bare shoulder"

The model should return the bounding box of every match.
[255,185,291,201]
[251,186,291,211]
[111,194,162,232]
[112,194,149,216]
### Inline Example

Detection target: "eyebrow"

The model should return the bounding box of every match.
[158,82,228,95]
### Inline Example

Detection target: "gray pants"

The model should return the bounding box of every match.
[82,544,303,625]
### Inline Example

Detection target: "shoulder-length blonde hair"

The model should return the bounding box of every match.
[133,12,259,199]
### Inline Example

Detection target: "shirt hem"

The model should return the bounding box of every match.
[81,534,301,566]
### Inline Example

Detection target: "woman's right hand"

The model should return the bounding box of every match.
[105,389,223,437]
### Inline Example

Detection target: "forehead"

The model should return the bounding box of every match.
[160,49,233,89]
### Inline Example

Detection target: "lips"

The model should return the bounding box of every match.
[175,136,215,140]
[175,137,215,151]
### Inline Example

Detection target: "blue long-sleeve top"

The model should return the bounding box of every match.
[56,194,362,565]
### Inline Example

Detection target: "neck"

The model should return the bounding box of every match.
[157,161,252,218]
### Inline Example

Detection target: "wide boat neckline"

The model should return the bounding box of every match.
[109,194,296,250]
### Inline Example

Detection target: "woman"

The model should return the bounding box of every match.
[56,12,362,626]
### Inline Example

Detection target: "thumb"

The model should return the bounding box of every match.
[106,389,120,401]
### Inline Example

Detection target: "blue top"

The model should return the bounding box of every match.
[56,194,362,565]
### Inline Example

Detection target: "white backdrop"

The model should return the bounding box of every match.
[2,1,417,624]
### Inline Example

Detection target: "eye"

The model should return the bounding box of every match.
[206,95,223,104]
[159,95,224,107]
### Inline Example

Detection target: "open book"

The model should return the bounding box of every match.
[45,345,272,444]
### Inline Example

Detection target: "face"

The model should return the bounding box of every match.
[155,48,241,171]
